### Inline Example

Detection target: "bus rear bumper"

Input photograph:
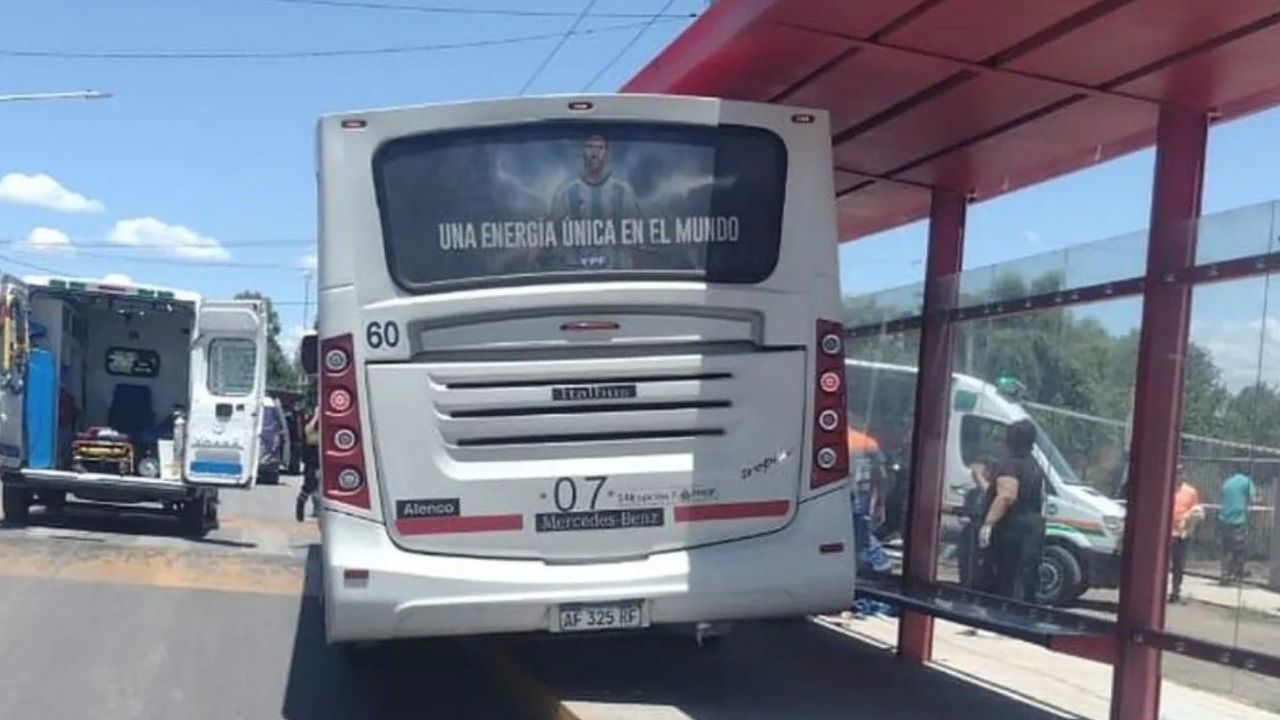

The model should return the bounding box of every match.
[320,490,855,643]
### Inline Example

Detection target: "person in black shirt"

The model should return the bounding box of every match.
[978,419,1047,603]
[958,457,995,591]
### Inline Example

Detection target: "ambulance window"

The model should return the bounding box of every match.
[106,347,161,378]
[960,415,1006,466]
[208,338,256,396]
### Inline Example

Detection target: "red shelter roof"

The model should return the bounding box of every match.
[624,0,1280,240]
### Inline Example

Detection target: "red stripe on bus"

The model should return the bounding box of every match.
[674,500,791,522]
[395,514,524,535]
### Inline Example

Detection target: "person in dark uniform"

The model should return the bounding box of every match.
[978,420,1047,603]
[958,457,994,591]
[295,409,320,523]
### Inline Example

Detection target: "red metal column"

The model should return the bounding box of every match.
[898,188,966,663]
[1111,106,1207,720]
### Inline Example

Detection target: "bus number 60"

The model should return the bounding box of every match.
[366,320,400,349]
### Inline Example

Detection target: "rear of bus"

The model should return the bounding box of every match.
[315,95,853,643]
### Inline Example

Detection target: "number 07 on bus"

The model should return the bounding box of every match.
[303,95,855,648]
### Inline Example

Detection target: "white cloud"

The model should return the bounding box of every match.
[299,253,317,271]
[101,273,133,286]
[21,226,73,253]
[107,217,229,261]
[0,172,104,213]
[1194,317,1280,391]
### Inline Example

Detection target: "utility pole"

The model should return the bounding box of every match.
[301,270,313,329]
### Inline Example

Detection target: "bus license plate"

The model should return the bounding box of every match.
[554,601,647,633]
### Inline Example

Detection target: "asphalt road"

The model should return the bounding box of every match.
[3,478,1274,719]
[0,477,526,720]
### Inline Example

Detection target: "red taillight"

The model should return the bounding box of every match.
[320,333,370,510]
[812,319,849,489]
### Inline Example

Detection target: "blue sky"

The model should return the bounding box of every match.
[4,0,1280,379]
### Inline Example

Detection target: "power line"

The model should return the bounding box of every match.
[0,19,676,61]
[257,0,695,19]
[0,238,314,249]
[520,0,600,95]
[0,253,66,275]
[70,250,299,269]
[582,0,680,91]
[3,249,300,270]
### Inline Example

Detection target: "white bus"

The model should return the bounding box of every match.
[307,95,854,646]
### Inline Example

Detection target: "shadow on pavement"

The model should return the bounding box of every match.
[280,545,527,720]
[0,502,259,548]
[502,619,1083,720]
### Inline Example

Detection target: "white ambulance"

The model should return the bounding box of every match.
[0,274,268,536]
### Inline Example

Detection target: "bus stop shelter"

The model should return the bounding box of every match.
[625,2,1280,719]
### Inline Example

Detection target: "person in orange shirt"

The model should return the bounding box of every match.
[849,427,893,573]
[1169,464,1203,603]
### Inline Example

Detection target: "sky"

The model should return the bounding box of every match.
[4,0,1280,387]
[0,0,706,355]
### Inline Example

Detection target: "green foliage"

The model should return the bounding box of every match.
[843,269,1280,495]
[233,291,300,392]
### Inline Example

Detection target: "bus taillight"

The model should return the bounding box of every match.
[320,333,371,509]
[811,319,849,489]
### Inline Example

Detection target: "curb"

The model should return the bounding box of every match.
[457,638,583,720]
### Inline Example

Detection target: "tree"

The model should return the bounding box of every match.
[234,291,299,391]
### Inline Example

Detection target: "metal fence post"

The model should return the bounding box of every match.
[1111,105,1207,720]
[898,188,966,663]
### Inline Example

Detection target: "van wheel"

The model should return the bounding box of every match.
[179,497,210,538]
[2,484,31,525]
[1039,545,1084,606]
[259,468,280,486]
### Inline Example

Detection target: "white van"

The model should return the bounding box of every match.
[0,275,269,536]
[846,359,1126,605]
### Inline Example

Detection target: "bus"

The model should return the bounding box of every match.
[306,95,854,646]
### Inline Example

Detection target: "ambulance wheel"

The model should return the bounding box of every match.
[259,468,280,486]
[3,484,31,525]
[204,493,220,530]
[1039,545,1084,606]
[179,497,210,538]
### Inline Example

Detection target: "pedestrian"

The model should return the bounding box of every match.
[978,419,1047,603]
[958,457,994,591]
[848,428,893,574]
[1217,464,1257,585]
[295,409,321,523]
[874,418,914,544]
[1168,464,1202,603]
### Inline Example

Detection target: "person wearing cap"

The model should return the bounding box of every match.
[1168,464,1202,603]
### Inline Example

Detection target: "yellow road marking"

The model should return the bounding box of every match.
[0,542,306,597]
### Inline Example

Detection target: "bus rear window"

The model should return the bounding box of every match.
[373,122,787,290]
